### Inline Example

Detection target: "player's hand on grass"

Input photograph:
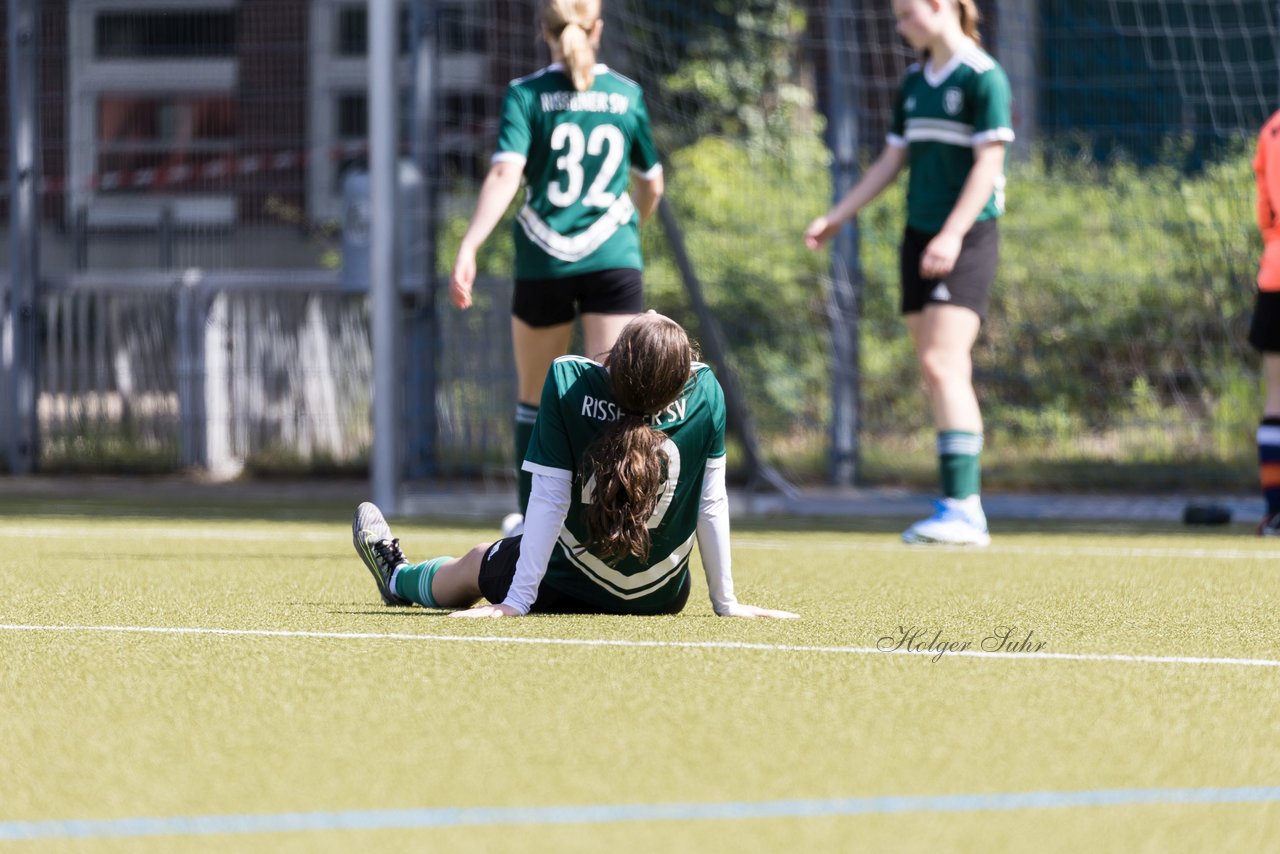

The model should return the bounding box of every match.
[449,603,521,618]
[803,215,838,250]
[717,603,800,619]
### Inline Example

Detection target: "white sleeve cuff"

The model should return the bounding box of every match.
[972,128,1015,146]
[522,460,572,480]
[491,151,528,166]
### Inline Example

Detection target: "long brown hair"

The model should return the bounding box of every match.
[957,0,982,45]
[583,315,693,562]
[543,0,601,92]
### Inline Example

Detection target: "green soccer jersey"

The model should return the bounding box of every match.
[889,41,1014,233]
[495,63,662,280]
[522,356,726,614]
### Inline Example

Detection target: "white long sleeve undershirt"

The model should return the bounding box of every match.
[501,471,572,615]
[695,457,738,615]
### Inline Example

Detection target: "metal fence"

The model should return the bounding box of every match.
[26,270,515,482]
[4,1,1280,493]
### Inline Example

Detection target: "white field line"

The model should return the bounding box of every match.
[1,525,1278,561]
[5,787,1280,840]
[733,538,1280,561]
[1,623,1278,669]
[0,524,341,542]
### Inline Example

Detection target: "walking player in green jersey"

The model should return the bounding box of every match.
[449,0,664,538]
[804,0,1012,546]
[352,313,797,619]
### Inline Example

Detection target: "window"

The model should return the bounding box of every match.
[439,5,487,54]
[96,95,237,193]
[70,1,239,227]
[334,5,410,57]
[308,0,493,222]
[95,11,236,59]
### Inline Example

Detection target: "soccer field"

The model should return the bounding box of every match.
[2,495,1279,852]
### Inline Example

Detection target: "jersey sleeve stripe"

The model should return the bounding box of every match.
[492,151,528,165]
[510,66,556,86]
[705,455,727,468]
[597,64,641,89]
[886,133,907,148]
[522,460,572,480]
[633,163,664,179]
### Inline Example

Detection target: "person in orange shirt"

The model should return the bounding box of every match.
[1249,110,1280,534]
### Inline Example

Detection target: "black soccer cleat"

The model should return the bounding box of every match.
[352,502,413,606]
[1258,512,1280,537]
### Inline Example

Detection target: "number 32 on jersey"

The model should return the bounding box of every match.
[547,121,625,209]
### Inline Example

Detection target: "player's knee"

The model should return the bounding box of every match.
[917,349,969,387]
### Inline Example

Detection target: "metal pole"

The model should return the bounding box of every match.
[7,0,40,474]
[657,200,797,499]
[370,0,401,511]
[407,0,439,479]
[996,0,1037,160]
[824,0,862,487]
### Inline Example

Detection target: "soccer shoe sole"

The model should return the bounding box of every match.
[901,527,991,547]
[352,502,411,606]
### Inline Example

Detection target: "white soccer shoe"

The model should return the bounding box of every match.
[501,512,525,538]
[902,496,991,546]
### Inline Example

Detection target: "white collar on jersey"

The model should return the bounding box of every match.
[546,62,611,75]
[923,38,978,88]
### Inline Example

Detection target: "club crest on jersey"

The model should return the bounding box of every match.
[904,96,916,113]
[944,88,963,115]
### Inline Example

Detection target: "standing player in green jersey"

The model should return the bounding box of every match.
[449,0,664,537]
[804,0,1012,546]
[352,313,797,619]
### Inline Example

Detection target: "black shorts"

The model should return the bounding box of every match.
[900,218,999,320]
[512,268,644,328]
[478,535,691,615]
[1250,290,1280,353]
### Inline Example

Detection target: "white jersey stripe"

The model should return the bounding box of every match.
[517,194,636,263]
[556,526,695,598]
[910,118,975,135]
[905,127,975,147]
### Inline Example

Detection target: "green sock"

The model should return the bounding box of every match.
[515,404,538,514]
[392,557,450,608]
[938,430,983,499]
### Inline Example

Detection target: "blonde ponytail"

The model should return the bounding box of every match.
[559,22,595,91]
[543,0,602,92]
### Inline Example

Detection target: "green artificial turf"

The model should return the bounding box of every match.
[2,499,1278,852]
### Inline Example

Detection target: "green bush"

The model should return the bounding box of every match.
[854,141,1261,486]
